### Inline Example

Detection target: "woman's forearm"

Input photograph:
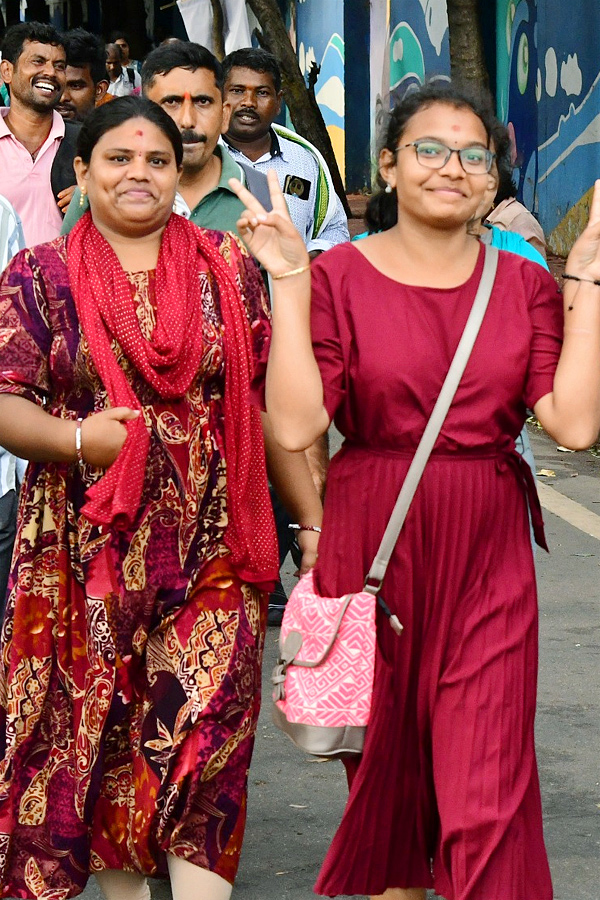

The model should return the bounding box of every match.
[265,271,330,451]
[535,280,600,448]
[0,395,77,462]
[262,412,323,527]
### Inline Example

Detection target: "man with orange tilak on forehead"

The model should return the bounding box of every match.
[63,40,272,236]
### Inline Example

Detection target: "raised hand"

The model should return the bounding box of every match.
[80,407,142,468]
[228,169,310,277]
[565,179,600,281]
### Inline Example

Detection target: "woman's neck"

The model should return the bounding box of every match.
[93,222,165,271]
[359,218,481,288]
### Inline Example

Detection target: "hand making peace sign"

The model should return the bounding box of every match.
[228,170,310,278]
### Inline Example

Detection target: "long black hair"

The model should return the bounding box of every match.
[365,81,498,234]
[76,95,183,168]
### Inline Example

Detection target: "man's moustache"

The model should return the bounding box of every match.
[180,130,207,144]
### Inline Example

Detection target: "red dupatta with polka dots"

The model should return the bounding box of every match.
[67,212,278,588]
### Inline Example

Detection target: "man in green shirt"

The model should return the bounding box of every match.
[62,41,270,235]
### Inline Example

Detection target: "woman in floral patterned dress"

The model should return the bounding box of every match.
[0,96,321,900]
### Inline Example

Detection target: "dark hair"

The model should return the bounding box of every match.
[76,95,183,167]
[109,31,130,45]
[365,81,498,234]
[488,117,518,205]
[141,41,223,92]
[105,42,123,61]
[222,48,282,93]
[1,21,64,65]
[63,28,108,86]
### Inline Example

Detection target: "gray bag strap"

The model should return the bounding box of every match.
[364,244,499,595]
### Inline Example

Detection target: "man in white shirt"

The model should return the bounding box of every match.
[105,42,141,97]
[222,47,349,256]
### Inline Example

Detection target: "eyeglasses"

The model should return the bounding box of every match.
[396,139,495,174]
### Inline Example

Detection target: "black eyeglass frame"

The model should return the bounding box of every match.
[394,140,496,174]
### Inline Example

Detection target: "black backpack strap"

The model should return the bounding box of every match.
[127,67,135,88]
[50,121,81,202]
[237,161,273,212]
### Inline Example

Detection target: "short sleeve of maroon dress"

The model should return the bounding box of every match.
[309,252,348,421]
[520,258,563,409]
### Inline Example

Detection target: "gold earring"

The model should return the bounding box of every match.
[79,187,87,208]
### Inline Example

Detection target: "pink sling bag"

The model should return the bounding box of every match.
[271,245,499,758]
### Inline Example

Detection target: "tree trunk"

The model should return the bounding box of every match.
[211,0,226,60]
[245,0,351,216]
[447,0,489,89]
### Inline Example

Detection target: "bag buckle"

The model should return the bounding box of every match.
[363,576,382,596]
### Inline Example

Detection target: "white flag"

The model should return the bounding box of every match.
[177,0,252,54]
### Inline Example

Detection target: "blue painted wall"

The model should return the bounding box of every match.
[497,0,600,253]
[293,0,451,190]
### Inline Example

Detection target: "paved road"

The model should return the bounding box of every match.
[28,427,600,900]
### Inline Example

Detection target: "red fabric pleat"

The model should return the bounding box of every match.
[67,212,278,587]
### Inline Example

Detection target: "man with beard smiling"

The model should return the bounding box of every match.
[0,22,78,246]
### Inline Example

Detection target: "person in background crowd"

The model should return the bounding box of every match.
[0,95,321,900]
[63,41,272,237]
[230,80,600,900]
[468,117,548,535]
[58,28,110,121]
[0,22,78,244]
[106,41,141,97]
[0,195,26,618]
[485,158,547,259]
[222,47,349,256]
[110,30,142,74]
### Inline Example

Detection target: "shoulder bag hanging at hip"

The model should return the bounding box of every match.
[271,245,500,758]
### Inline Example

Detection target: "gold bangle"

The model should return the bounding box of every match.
[75,417,85,471]
[271,263,311,281]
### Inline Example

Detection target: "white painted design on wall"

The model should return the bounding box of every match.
[545,47,558,97]
[560,53,583,97]
[316,76,345,117]
[415,0,448,56]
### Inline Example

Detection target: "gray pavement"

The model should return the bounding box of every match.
[26,426,600,900]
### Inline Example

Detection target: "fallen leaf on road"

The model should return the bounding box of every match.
[275,871,291,875]
[536,469,556,477]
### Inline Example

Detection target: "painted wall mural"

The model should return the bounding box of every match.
[497,0,600,253]
[292,0,450,188]
[388,0,450,103]
[296,0,346,179]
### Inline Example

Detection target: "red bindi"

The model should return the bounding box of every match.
[135,130,143,136]
[183,91,191,101]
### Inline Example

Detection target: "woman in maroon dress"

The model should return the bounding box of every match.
[230,83,600,900]
[0,97,322,900]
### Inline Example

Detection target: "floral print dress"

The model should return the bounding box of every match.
[0,230,273,899]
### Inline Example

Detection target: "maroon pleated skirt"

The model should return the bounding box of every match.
[313,445,553,900]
